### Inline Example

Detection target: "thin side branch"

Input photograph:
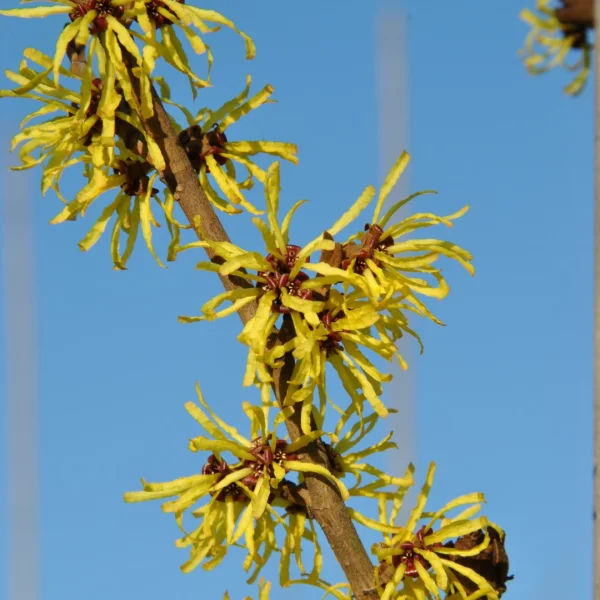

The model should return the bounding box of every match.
[121,62,379,598]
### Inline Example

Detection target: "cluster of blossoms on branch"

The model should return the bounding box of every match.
[177,154,473,434]
[519,0,593,95]
[0,1,512,599]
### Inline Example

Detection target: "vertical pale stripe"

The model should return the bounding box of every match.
[376,9,416,490]
[2,136,40,600]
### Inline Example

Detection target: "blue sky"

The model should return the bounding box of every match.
[0,1,592,599]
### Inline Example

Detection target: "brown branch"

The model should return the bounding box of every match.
[119,54,379,599]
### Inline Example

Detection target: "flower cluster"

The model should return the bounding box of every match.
[1,3,511,599]
[123,382,421,585]
[124,383,348,577]
[372,464,512,600]
[0,1,254,112]
[172,75,298,215]
[1,44,295,267]
[520,0,592,95]
[179,153,473,430]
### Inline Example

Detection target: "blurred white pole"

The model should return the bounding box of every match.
[2,141,40,600]
[376,10,415,476]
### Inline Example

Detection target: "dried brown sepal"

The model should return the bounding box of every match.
[320,231,344,269]
[342,223,393,275]
[178,124,228,173]
[555,0,593,48]
[114,158,155,197]
[377,559,395,589]
[322,442,343,474]
[146,0,185,28]
[66,37,87,77]
[555,0,594,28]
[280,480,313,517]
[446,528,513,598]
[201,454,248,503]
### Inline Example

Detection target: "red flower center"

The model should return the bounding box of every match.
[146,0,185,28]
[257,245,313,314]
[388,527,443,578]
[70,0,126,34]
[342,223,394,275]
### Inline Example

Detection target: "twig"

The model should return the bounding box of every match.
[119,58,379,598]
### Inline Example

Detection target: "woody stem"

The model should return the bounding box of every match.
[117,51,378,599]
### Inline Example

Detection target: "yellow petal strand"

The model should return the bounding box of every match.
[328,185,375,237]
[265,162,286,250]
[77,194,123,251]
[220,252,270,275]
[220,84,274,130]
[252,476,271,518]
[381,563,407,600]
[347,508,402,534]
[403,462,436,534]
[233,505,253,544]
[424,517,488,546]
[425,492,485,530]
[190,438,255,461]
[379,190,438,229]
[372,151,410,224]
[143,473,217,494]
[139,175,165,268]
[416,548,448,592]
[53,19,81,84]
[259,581,271,600]
[338,350,389,417]
[281,199,308,243]
[184,400,228,441]
[203,74,252,127]
[180,540,213,574]
[440,559,499,600]
[435,533,490,558]
[283,460,349,500]
[285,430,325,453]
[414,559,441,600]
[0,6,72,18]
[189,7,256,60]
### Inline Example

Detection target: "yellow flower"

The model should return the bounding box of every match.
[282,153,472,420]
[0,49,177,268]
[2,48,121,183]
[302,151,473,314]
[179,154,471,426]
[0,1,152,118]
[127,0,256,101]
[281,152,472,423]
[168,75,298,215]
[0,2,255,115]
[178,161,334,374]
[282,291,417,426]
[328,410,414,497]
[520,0,591,95]
[124,383,348,575]
[370,463,509,600]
